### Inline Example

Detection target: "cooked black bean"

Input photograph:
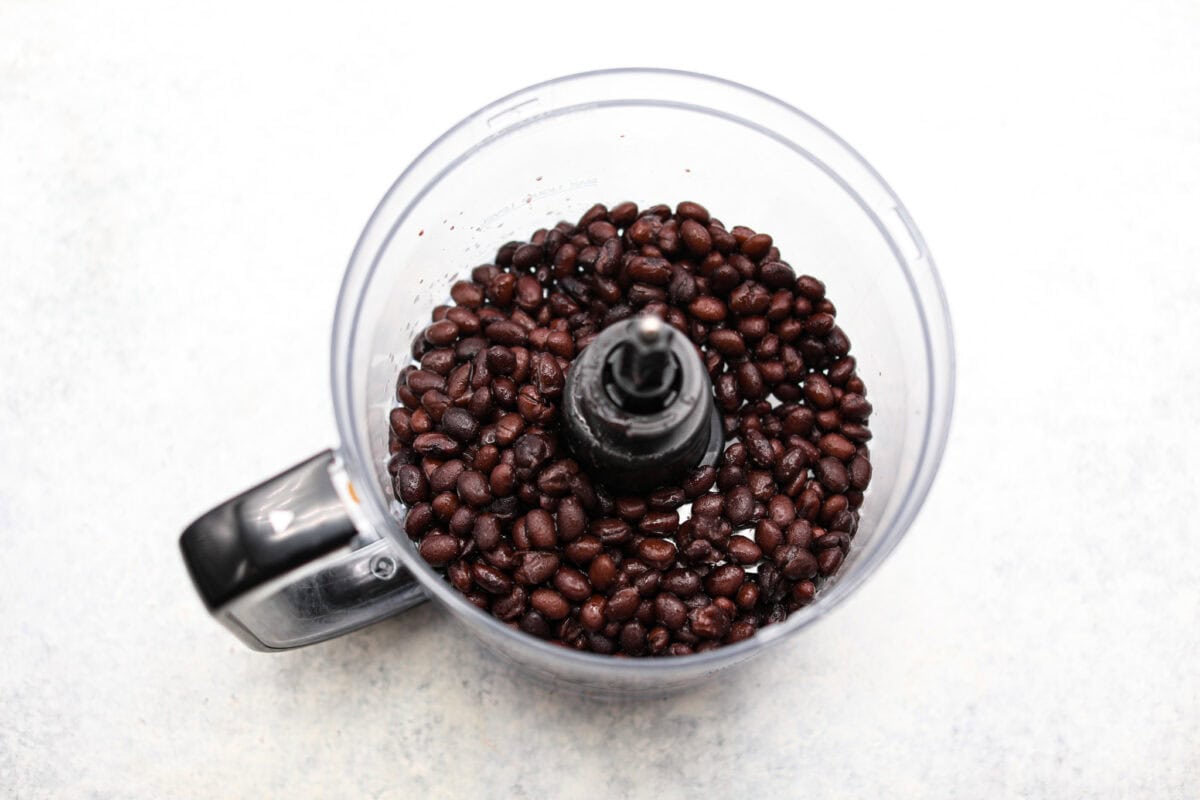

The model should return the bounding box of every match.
[525,509,558,549]
[418,534,458,566]
[690,604,731,639]
[588,554,618,592]
[634,510,674,536]
[563,535,603,566]
[394,465,428,505]
[779,546,819,580]
[472,563,512,595]
[725,486,755,526]
[849,455,872,490]
[727,535,763,564]
[637,538,677,570]
[815,457,851,493]
[553,567,592,603]
[456,470,492,507]
[605,587,641,621]
[704,564,746,597]
[530,588,570,620]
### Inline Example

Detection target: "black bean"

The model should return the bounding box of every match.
[473,513,502,551]
[615,496,648,521]
[803,373,836,409]
[429,459,466,494]
[418,534,458,566]
[817,547,845,576]
[688,296,727,322]
[588,554,618,592]
[412,433,460,458]
[485,320,527,346]
[849,455,872,490]
[493,587,527,621]
[606,587,641,621]
[519,610,550,638]
[404,503,434,540]
[745,429,775,467]
[759,261,795,289]
[637,538,677,570]
[727,535,763,564]
[394,465,427,505]
[532,460,569,496]
[424,319,460,346]
[530,588,570,620]
[779,546,818,580]
[647,487,686,511]
[737,362,764,399]
[704,564,745,597]
[553,567,592,603]
[640,510,680,535]
[682,466,718,498]
[472,563,512,595]
[456,470,492,507]
[725,486,755,526]
[440,407,478,443]
[690,604,731,639]
[741,233,773,260]
[627,256,673,285]
[815,457,850,493]
[449,506,476,537]
[526,509,558,549]
[563,535,603,566]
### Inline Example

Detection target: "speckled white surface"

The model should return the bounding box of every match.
[2,2,1198,798]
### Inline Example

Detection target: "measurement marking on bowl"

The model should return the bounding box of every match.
[486,97,540,128]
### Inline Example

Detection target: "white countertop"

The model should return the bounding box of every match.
[2,3,1198,797]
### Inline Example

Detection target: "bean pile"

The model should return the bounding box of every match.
[389,201,872,657]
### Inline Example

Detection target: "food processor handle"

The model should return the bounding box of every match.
[179,450,428,650]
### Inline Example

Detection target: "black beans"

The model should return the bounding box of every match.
[472,563,512,595]
[815,457,850,493]
[525,509,558,549]
[662,568,701,598]
[564,535,602,566]
[725,486,755,526]
[456,470,492,507]
[704,564,746,597]
[545,566,586,601]
[849,455,872,490]
[682,465,718,497]
[588,554,618,592]
[418,534,458,566]
[727,535,763,564]
[473,513,502,551]
[803,373,836,409]
[394,465,427,505]
[655,593,688,630]
[637,538,677,570]
[394,200,871,656]
[591,517,632,545]
[689,296,727,322]
[690,604,731,639]
[640,510,680,535]
[530,588,570,620]
[779,546,819,580]
[606,587,641,621]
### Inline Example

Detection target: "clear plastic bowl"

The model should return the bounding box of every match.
[332,68,954,694]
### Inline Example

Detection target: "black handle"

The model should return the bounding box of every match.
[180,451,358,610]
[180,450,427,650]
